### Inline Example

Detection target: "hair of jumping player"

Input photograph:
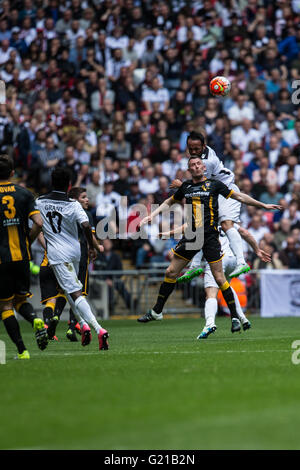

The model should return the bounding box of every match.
[51,167,71,192]
[186,131,205,145]
[0,154,14,179]
[68,186,86,200]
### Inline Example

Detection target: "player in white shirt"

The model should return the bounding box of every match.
[181,131,251,278]
[36,168,109,350]
[189,225,270,338]
[159,222,270,337]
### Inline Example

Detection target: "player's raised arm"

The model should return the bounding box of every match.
[139,195,176,228]
[229,191,283,211]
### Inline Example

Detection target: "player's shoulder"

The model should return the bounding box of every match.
[37,191,74,202]
[180,179,193,188]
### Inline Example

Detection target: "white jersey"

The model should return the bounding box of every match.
[200,145,235,188]
[36,190,89,265]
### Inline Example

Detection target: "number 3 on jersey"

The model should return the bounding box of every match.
[46,211,62,233]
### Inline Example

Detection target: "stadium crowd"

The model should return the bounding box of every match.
[0,0,300,271]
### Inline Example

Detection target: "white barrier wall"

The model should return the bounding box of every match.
[260,270,300,317]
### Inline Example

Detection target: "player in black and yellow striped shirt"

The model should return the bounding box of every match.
[0,155,48,357]
[137,156,282,328]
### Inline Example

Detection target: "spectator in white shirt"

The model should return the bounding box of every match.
[228,93,255,126]
[282,119,300,149]
[18,16,37,46]
[0,39,15,65]
[105,26,129,51]
[66,19,86,48]
[96,181,122,219]
[19,57,37,81]
[248,214,270,244]
[162,147,182,180]
[177,16,204,43]
[231,118,261,153]
[138,167,159,195]
[277,155,300,187]
[142,77,170,113]
[105,48,131,83]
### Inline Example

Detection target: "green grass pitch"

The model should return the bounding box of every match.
[1,316,300,450]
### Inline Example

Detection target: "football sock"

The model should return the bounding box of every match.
[225,227,246,265]
[66,294,87,329]
[220,281,239,319]
[2,311,26,354]
[43,300,55,325]
[153,277,176,314]
[74,296,101,334]
[204,298,218,327]
[232,288,247,323]
[54,296,67,318]
[16,301,36,326]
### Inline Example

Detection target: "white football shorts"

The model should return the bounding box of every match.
[204,254,237,289]
[218,183,241,223]
[51,261,82,294]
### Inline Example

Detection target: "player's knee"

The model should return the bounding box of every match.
[165,266,177,279]
[1,309,14,321]
[221,220,233,232]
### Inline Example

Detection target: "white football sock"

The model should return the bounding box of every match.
[66,294,87,329]
[205,298,218,327]
[74,296,102,334]
[232,288,247,323]
[225,227,246,265]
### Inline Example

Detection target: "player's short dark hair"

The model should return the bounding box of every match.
[51,167,71,192]
[187,131,205,145]
[68,186,86,200]
[0,154,14,179]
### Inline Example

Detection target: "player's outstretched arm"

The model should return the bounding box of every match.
[29,212,43,243]
[230,191,283,211]
[139,196,175,228]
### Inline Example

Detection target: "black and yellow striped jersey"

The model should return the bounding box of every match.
[172,178,233,233]
[0,181,39,263]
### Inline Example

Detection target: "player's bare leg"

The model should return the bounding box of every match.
[138,255,189,322]
[209,260,241,333]
[221,220,250,278]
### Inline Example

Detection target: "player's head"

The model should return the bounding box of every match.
[68,186,89,209]
[188,155,206,179]
[51,167,71,192]
[187,131,205,157]
[0,154,14,180]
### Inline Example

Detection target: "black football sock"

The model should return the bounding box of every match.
[153,277,177,314]
[220,281,239,320]
[17,302,36,326]
[43,304,54,326]
[54,296,67,318]
[3,311,26,354]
